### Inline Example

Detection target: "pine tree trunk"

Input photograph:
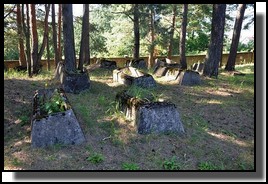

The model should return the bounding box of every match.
[133,4,140,60]
[46,28,50,71]
[225,4,246,71]
[203,4,226,78]
[22,4,31,77]
[179,4,188,70]
[52,4,59,69]
[167,4,177,60]
[62,4,76,73]
[29,4,38,74]
[84,5,90,66]
[148,8,155,69]
[37,4,50,70]
[58,4,62,61]
[16,4,27,67]
[78,4,89,71]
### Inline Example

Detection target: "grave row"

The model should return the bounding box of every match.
[31,58,203,148]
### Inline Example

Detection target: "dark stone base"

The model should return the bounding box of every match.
[116,91,185,134]
[127,59,147,70]
[113,67,156,88]
[60,71,90,94]
[176,70,201,86]
[31,88,86,148]
[100,59,117,69]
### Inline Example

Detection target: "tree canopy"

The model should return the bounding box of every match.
[4,4,254,61]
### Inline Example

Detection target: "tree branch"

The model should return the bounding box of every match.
[4,4,16,19]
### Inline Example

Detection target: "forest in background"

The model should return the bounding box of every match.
[4,4,254,61]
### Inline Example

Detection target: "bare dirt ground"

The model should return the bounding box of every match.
[4,64,254,170]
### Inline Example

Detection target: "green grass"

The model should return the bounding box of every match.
[121,162,140,170]
[162,156,181,170]
[198,161,216,170]
[4,64,254,170]
[87,153,105,164]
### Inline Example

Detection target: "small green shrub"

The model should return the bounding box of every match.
[122,162,140,170]
[198,161,218,170]
[40,89,67,115]
[87,153,104,164]
[163,156,181,170]
[19,115,29,125]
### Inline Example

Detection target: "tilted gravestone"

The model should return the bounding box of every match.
[113,67,156,88]
[31,88,86,148]
[116,90,185,134]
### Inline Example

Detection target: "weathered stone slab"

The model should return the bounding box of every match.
[60,71,90,94]
[165,68,181,81]
[192,62,204,74]
[31,88,86,148]
[176,70,201,86]
[137,102,184,134]
[192,63,198,71]
[153,58,181,77]
[196,62,204,73]
[113,67,156,88]
[127,59,147,70]
[100,59,117,69]
[54,62,90,94]
[116,90,185,134]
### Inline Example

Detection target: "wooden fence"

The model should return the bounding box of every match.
[4,51,254,70]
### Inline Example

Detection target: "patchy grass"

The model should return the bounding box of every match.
[4,64,254,170]
[122,162,140,170]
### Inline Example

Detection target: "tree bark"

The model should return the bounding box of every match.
[29,4,39,74]
[22,4,31,77]
[179,4,188,70]
[37,4,50,68]
[148,8,155,69]
[225,4,246,71]
[62,4,76,73]
[133,4,140,60]
[58,4,62,61]
[78,4,89,71]
[46,27,50,71]
[167,4,177,60]
[16,4,27,67]
[203,4,226,78]
[52,4,59,69]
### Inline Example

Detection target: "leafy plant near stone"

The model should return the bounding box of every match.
[39,89,68,115]
[122,162,140,170]
[126,86,159,102]
[87,153,104,164]
[162,156,181,170]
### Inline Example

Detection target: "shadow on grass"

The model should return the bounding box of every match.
[4,67,254,170]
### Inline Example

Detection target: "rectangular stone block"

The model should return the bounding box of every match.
[116,91,185,134]
[176,70,201,86]
[31,88,86,148]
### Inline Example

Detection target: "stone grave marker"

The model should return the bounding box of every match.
[31,88,86,148]
[113,67,156,88]
[116,90,185,134]
[175,70,201,86]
